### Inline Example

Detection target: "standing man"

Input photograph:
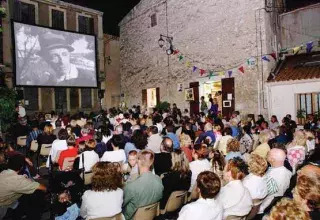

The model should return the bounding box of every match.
[200,96,208,114]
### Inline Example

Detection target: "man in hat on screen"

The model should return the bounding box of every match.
[39,32,96,87]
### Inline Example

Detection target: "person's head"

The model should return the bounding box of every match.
[261,121,269,129]
[111,134,125,150]
[147,126,158,136]
[248,154,267,177]
[271,115,278,123]
[269,198,310,220]
[44,124,54,135]
[293,165,320,212]
[247,114,255,122]
[138,149,154,172]
[213,98,218,104]
[226,139,240,153]
[114,125,123,135]
[213,124,221,132]
[223,127,232,136]
[267,148,286,168]
[200,96,205,101]
[91,162,123,192]
[211,149,225,171]
[242,125,251,135]
[80,128,90,137]
[292,130,307,147]
[166,124,174,133]
[161,137,173,153]
[171,149,190,177]
[58,129,68,140]
[128,150,138,168]
[139,118,146,126]
[258,114,264,120]
[286,114,292,120]
[223,157,248,182]
[55,120,62,128]
[192,144,208,160]
[196,171,221,199]
[259,131,270,144]
[7,154,25,173]
[30,120,39,130]
[204,122,213,132]
[131,129,148,150]
[85,139,96,150]
[66,135,76,148]
[209,98,213,103]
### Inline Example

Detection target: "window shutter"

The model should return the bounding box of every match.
[142,89,147,107]
[81,88,92,108]
[156,87,160,105]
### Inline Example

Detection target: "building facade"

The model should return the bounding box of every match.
[1,0,104,114]
[119,0,281,118]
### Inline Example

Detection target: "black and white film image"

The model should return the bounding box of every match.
[13,22,97,87]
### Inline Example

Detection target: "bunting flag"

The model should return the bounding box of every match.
[186,61,191,67]
[219,71,225,76]
[262,56,270,62]
[208,71,214,79]
[193,66,198,72]
[228,70,233,78]
[270,52,277,60]
[179,55,184,61]
[238,66,244,74]
[199,69,206,76]
[306,42,313,53]
[173,50,179,55]
[293,46,301,55]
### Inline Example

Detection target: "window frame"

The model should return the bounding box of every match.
[151,13,157,27]
[49,6,67,30]
[16,0,39,24]
[296,92,320,116]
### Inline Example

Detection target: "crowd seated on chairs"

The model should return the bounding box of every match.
[0,106,320,220]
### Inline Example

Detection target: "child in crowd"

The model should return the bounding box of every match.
[122,150,139,182]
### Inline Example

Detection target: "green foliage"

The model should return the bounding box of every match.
[0,87,16,132]
[155,101,170,111]
[296,109,306,118]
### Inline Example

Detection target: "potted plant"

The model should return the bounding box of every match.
[0,87,17,136]
[296,109,306,125]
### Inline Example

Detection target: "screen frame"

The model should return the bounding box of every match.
[11,19,99,89]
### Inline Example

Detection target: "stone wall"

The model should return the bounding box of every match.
[119,0,277,116]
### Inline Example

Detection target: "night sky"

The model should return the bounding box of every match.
[61,0,141,36]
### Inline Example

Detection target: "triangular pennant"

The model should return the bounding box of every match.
[262,56,270,62]
[306,42,313,53]
[270,52,277,60]
[199,69,206,76]
[238,66,244,74]
[192,66,198,72]
[293,46,301,55]
[228,70,233,78]
[179,55,184,61]
[219,71,224,76]
[208,71,214,79]
[186,61,191,68]
[173,50,179,55]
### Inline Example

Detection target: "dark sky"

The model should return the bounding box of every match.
[62,0,141,36]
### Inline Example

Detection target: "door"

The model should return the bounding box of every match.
[221,78,235,120]
[189,82,199,116]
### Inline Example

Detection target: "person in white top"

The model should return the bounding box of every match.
[80,162,124,220]
[242,154,268,200]
[46,129,68,167]
[178,171,223,220]
[189,144,211,192]
[259,148,292,213]
[216,157,253,218]
[78,139,99,172]
[101,135,126,163]
[146,126,162,153]
[216,127,233,156]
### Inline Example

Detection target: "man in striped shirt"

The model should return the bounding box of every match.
[26,121,43,150]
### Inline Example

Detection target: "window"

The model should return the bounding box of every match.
[51,9,65,29]
[151,13,157,27]
[81,88,92,108]
[14,1,36,24]
[78,15,94,34]
[55,88,67,112]
[24,88,38,110]
[297,93,320,115]
[70,88,79,109]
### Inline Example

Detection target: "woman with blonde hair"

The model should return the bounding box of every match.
[160,149,191,209]
[252,131,270,159]
[77,139,99,172]
[80,162,123,219]
[37,124,56,155]
[225,139,243,162]
[242,154,268,200]
[269,198,310,220]
[287,130,307,173]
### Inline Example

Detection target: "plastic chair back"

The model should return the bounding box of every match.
[90,213,122,220]
[133,202,159,220]
[30,140,38,152]
[40,144,52,156]
[17,136,27,146]
[161,191,187,214]
[61,157,76,171]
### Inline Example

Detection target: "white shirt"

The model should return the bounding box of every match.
[242,173,268,200]
[216,135,233,156]
[46,139,67,167]
[269,121,280,130]
[189,159,211,192]
[216,180,253,219]
[79,151,100,172]
[102,134,113,144]
[80,188,123,220]
[147,134,163,153]
[259,166,292,213]
[100,149,126,163]
[178,198,223,220]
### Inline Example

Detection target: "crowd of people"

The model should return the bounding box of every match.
[0,104,319,220]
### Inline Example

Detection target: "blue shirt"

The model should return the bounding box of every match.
[26,129,43,148]
[124,142,140,161]
[165,132,180,150]
[196,131,216,145]
[231,126,239,138]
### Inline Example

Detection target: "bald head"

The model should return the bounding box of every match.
[267,148,286,167]
[204,123,213,132]
[161,137,173,153]
[114,125,123,134]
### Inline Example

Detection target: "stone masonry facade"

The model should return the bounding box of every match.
[119,0,281,117]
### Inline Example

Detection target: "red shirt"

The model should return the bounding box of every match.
[75,135,93,147]
[58,148,78,169]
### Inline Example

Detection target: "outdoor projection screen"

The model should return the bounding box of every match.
[13,21,98,88]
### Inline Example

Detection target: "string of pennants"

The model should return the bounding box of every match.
[170,39,320,80]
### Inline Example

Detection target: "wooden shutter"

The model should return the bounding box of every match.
[24,88,38,110]
[55,88,67,113]
[156,87,160,105]
[221,77,235,119]
[70,88,79,109]
[52,10,64,29]
[142,89,147,107]
[189,82,199,115]
[81,88,92,108]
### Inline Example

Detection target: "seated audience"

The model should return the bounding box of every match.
[268,198,310,220]
[243,154,268,200]
[269,115,280,130]
[123,149,163,220]
[216,157,252,218]
[287,130,307,173]
[101,135,126,163]
[216,127,233,156]
[47,129,68,167]
[210,149,225,182]
[154,137,173,176]
[26,120,42,150]
[189,144,211,192]
[196,123,216,147]
[122,150,139,182]
[94,131,108,158]
[76,128,93,147]
[57,135,78,170]
[252,131,271,159]
[164,125,180,150]
[80,162,123,219]
[78,139,99,172]
[53,120,62,137]
[178,171,223,220]
[225,139,243,162]
[239,125,253,154]
[124,129,147,159]
[147,126,163,153]
[160,149,191,209]
[37,124,56,152]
